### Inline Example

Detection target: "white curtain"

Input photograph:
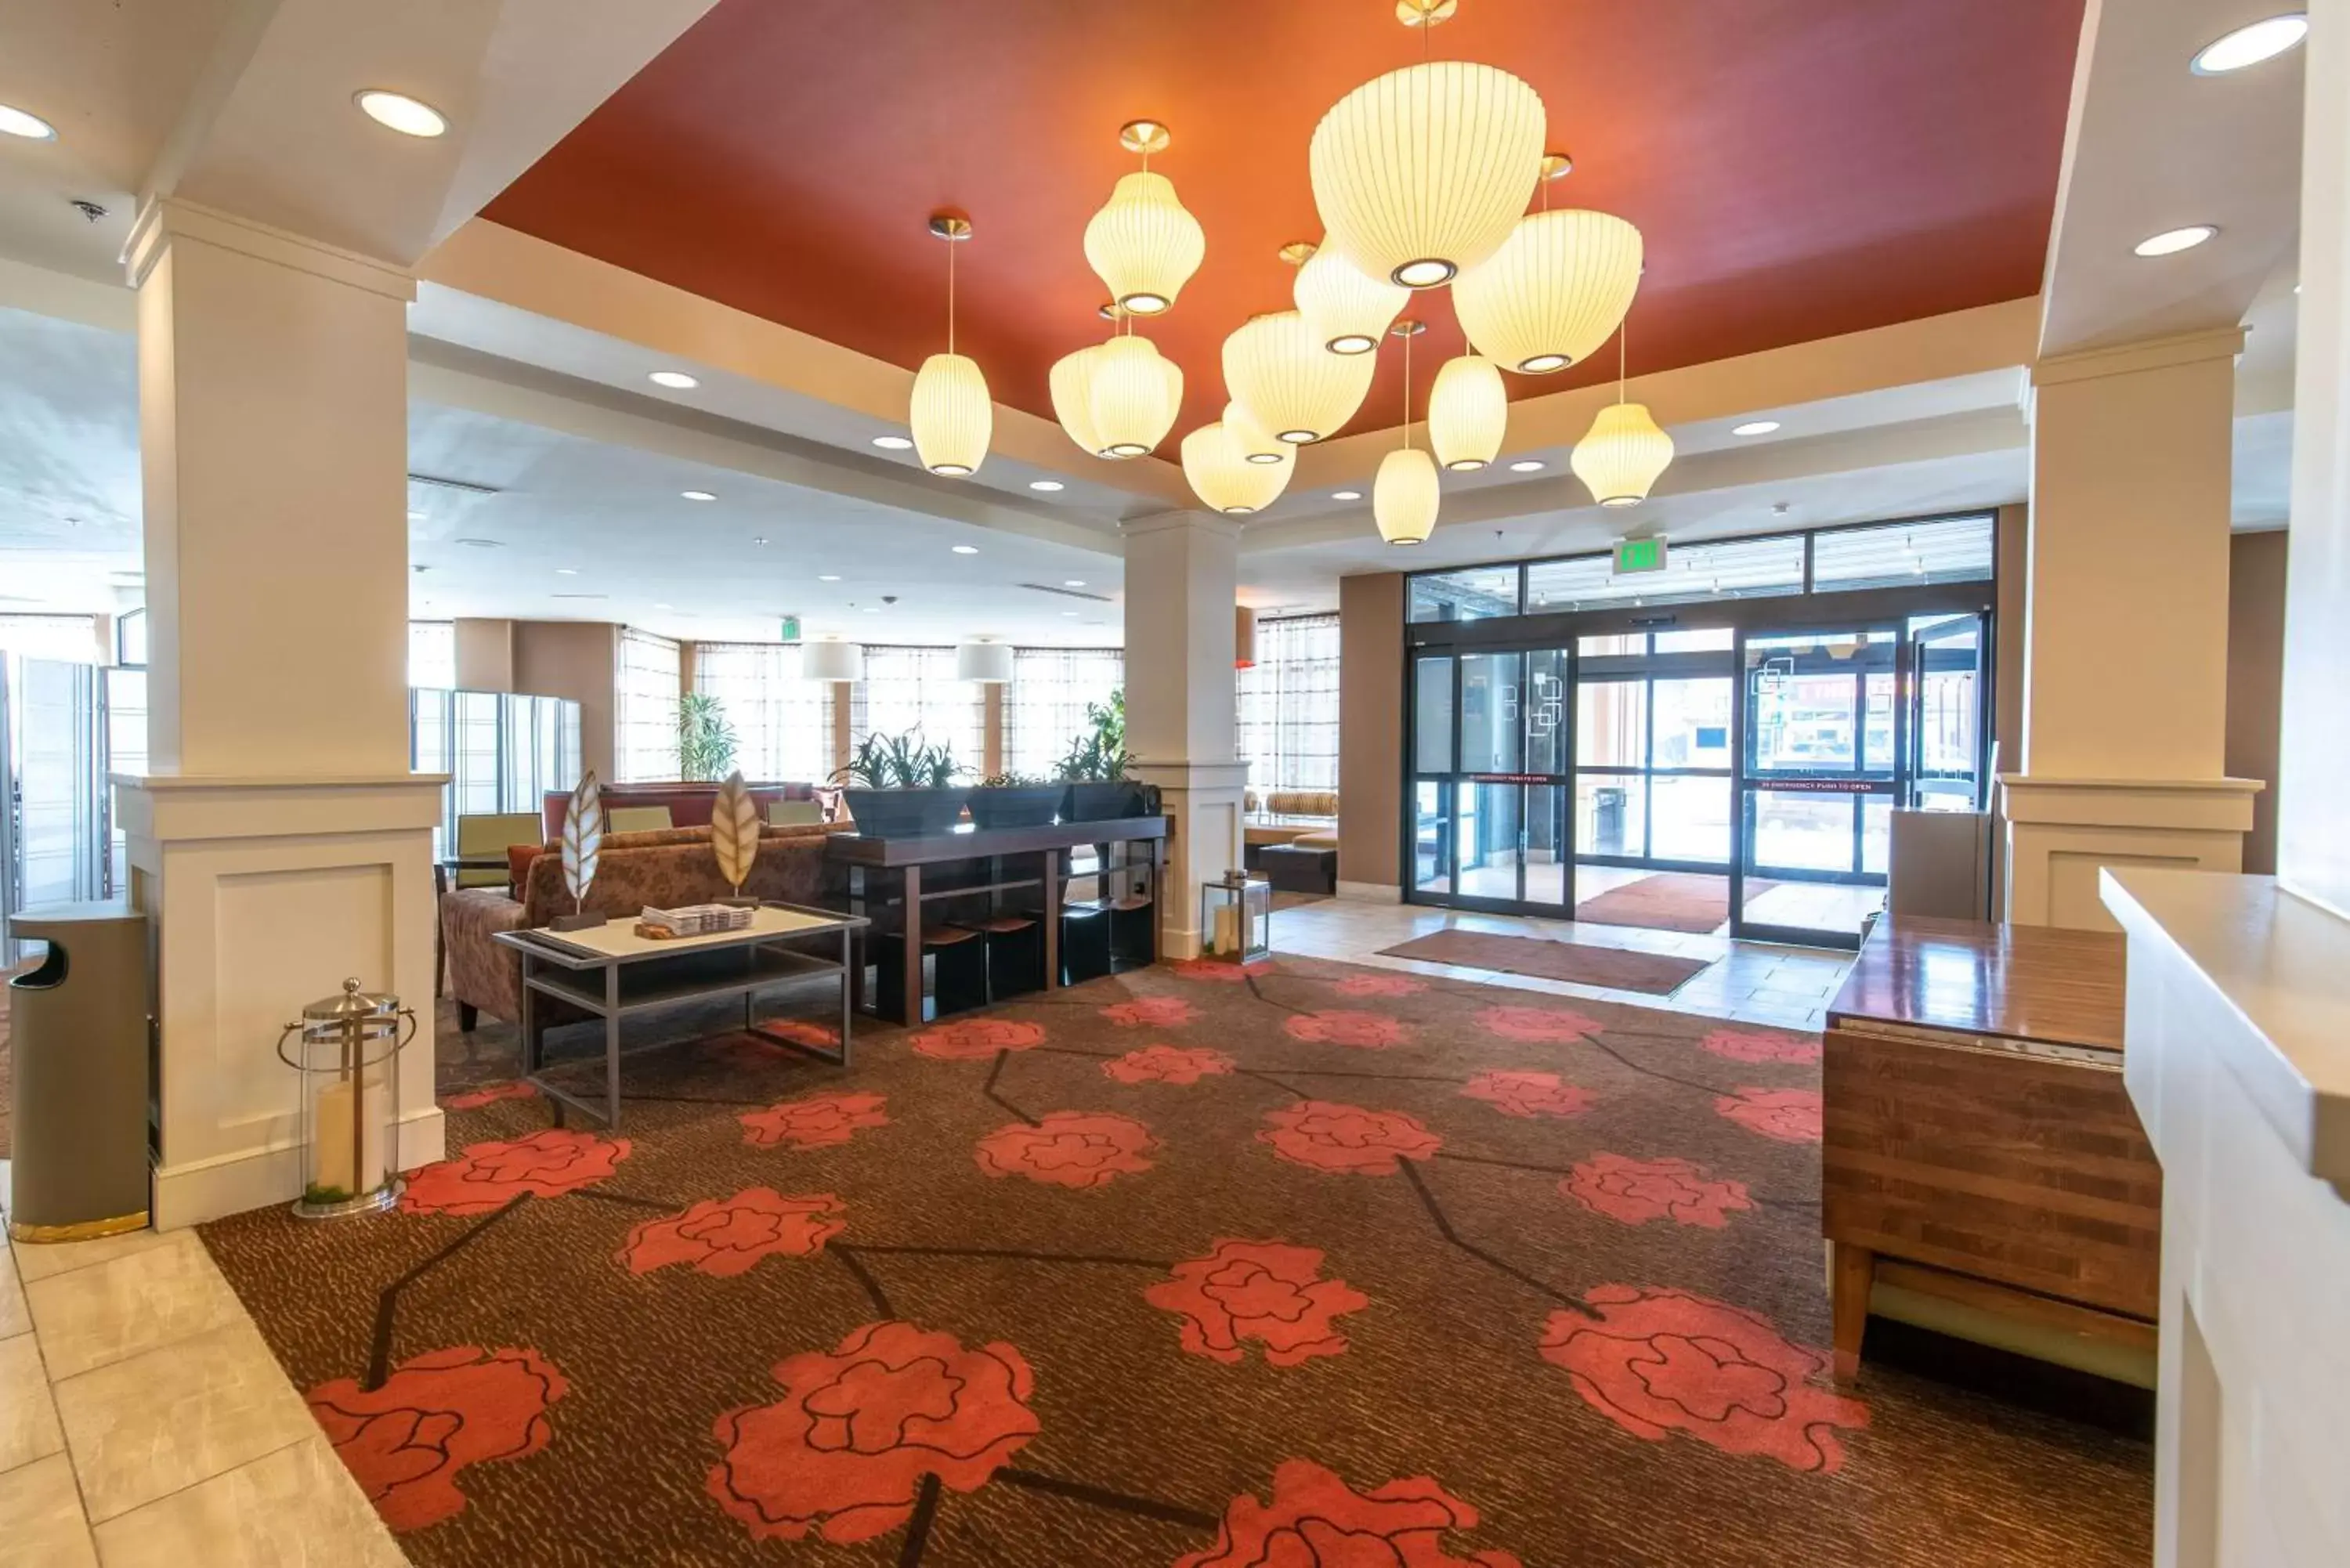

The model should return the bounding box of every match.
[615,627,682,781]
[693,642,834,783]
[1006,647,1124,779]
[1235,613,1340,793]
[848,645,985,776]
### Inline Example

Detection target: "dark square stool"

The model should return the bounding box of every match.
[877,923,990,1021]
[1061,900,1113,985]
[957,914,1044,1003]
[1260,844,1336,894]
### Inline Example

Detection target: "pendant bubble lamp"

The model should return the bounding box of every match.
[1224,399,1288,466]
[1293,241,1410,355]
[1454,206,1643,375]
[1224,309,1376,443]
[1428,354,1506,471]
[1050,344,1109,457]
[1571,320,1673,508]
[1083,121,1206,317]
[1086,332,1183,457]
[1181,420,1295,515]
[908,213,991,477]
[1374,319,1438,546]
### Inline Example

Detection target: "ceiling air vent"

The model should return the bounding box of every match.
[1018,582,1115,604]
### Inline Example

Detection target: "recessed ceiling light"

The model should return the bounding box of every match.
[819,573,841,582]
[1061,610,1080,617]
[555,568,578,576]
[2135,225,2217,258]
[407,510,426,521]
[2192,14,2308,74]
[1331,490,1363,501]
[354,90,447,138]
[862,605,881,613]
[1731,421,1781,437]
[752,537,768,546]
[1507,461,1545,473]
[454,537,502,549]
[680,490,716,502]
[0,103,58,140]
[952,544,979,555]
[872,435,915,450]
[655,602,673,610]
[1065,580,1086,587]
[649,370,699,390]
[1029,479,1065,492]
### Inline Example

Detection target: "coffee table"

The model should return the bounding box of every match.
[493,902,867,1128]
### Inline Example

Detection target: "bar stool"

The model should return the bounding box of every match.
[1108,891,1155,971]
[956,914,1044,1003]
[878,923,991,1021]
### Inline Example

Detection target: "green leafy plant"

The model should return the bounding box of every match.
[976,771,1048,789]
[1054,688,1129,782]
[678,692,739,782]
[836,729,961,789]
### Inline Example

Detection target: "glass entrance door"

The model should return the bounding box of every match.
[1407,645,1572,913]
[1906,612,1987,811]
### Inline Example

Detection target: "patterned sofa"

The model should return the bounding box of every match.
[441,822,846,1031]
[1244,789,1340,854]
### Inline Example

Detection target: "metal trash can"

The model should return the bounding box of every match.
[6,901,151,1243]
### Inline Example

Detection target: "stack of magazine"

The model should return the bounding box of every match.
[638,903,755,938]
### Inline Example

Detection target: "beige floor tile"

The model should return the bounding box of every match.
[56,1318,320,1523]
[0,1452,99,1568]
[10,1227,175,1286]
[92,1435,406,1568]
[0,1332,65,1472]
[24,1234,244,1381]
[0,1247,27,1339]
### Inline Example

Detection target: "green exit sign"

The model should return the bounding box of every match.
[779,616,802,642]
[1614,537,1668,575]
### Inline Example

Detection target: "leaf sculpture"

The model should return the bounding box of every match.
[562,771,605,916]
[711,771,759,898]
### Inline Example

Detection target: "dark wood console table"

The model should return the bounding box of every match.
[1823,916,2160,1380]
[827,818,1168,1024]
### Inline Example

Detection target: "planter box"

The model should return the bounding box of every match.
[842,787,969,838]
[1061,781,1147,822]
[967,786,1065,829]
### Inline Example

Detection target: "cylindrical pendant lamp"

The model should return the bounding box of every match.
[955,641,1014,683]
[801,641,866,682]
[1428,355,1506,471]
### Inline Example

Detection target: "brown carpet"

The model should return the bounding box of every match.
[1376,929,1710,994]
[197,958,2148,1566]
[1574,873,1769,936]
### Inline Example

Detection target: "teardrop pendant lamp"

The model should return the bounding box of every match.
[1571,320,1673,508]
[1224,309,1376,444]
[1374,320,1438,546]
[908,213,990,477]
[1454,207,1644,375]
[1293,242,1409,355]
[1181,419,1294,515]
[1428,354,1506,471]
[1083,121,1206,316]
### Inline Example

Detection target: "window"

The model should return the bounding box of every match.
[0,615,99,663]
[1236,613,1340,793]
[1007,648,1123,779]
[694,643,837,783]
[1408,567,1518,623]
[408,621,455,689]
[615,628,682,781]
[1810,515,1995,591]
[849,646,983,775]
[1526,535,1806,611]
[115,608,147,667]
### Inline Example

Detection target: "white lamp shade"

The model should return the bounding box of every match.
[909,352,991,476]
[1086,334,1183,458]
[1310,60,1546,288]
[1050,344,1109,457]
[1223,310,1376,444]
[801,641,866,682]
[1428,355,1507,471]
[1454,209,1644,374]
[1181,421,1295,515]
[1083,170,1206,316]
[955,641,1014,682]
[1223,399,1288,466]
[1373,446,1441,545]
[1571,402,1675,507]
[1293,244,1409,354]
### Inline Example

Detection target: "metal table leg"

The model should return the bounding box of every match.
[603,964,621,1128]
[840,924,855,1068]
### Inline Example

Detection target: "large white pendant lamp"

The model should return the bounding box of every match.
[1374,319,1438,546]
[1224,399,1288,466]
[801,641,865,682]
[1083,121,1206,317]
[1454,206,1644,375]
[955,641,1014,683]
[1571,320,1674,508]
[1181,419,1295,515]
[1086,333,1183,457]
[1224,310,1376,444]
[1293,241,1409,355]
[908,213,990,477]
[1050,344,1109,457]
[1310,56,1546,288]
[1428,354,1506,471]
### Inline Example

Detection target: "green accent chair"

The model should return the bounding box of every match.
[453,812,543,889]
[767,800,826,827]
[607,806,674,833]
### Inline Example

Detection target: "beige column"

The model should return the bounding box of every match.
[831,682,854,777]
[512,620,620,780]
[453,618,515,692]
[982,684,1006,779]
[2002,330,2260,927]
[117,199,445,1227]
[1123,512,1247,959]
[1337,572,1405,899]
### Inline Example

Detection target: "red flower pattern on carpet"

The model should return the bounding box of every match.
[1475,1004,1604,1043]
[1101,995,1198,1028]
[1715,1087,1824,1143]
[708,1321,1038,1544]
[1332,972,1428,998]
[310,1346,568,1531]
[439,1080,539,1112]
[1700,1028,1821,1065]
[1177,1458,1523,1568]
[1170,957,1278,983]
[974,1111,1158,1188]
[756,1019,844,1051]
[740,1092,891,1151]
[1282,1010,1408,1049]
[1146,1240,1370,1367]
[1562,1154,1754,1230]
[1104,1045,1236,1086]
[1459,1070,1595,1120]
[620,1189,844,1277]
[909,1018,1048,1060]
[400,1129,629,1215]
[1538,1285,1868,1472]
[1258,1101,1442,1175]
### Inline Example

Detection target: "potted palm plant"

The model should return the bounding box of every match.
[1057,691,1145,821]
[968,771,1065,829]
[835,730,968,837]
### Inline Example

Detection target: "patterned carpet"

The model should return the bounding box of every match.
[199,955,2151,1566]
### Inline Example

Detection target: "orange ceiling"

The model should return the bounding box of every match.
[486,0,2084,451]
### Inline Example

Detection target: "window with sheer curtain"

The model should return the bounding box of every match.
[407,621,455,689]
[614,628,682,781]
[847,645,984,775]
[692,643,835,782]
[1005,647,1123,779]
[1235,612,1341,794]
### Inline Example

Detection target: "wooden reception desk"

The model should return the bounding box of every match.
[1823,916,2160,1380]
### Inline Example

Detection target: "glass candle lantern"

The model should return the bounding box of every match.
[275,979,416,1219]
[1199,870,1272,965]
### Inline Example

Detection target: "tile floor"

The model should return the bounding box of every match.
[0,899,1849,1566]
